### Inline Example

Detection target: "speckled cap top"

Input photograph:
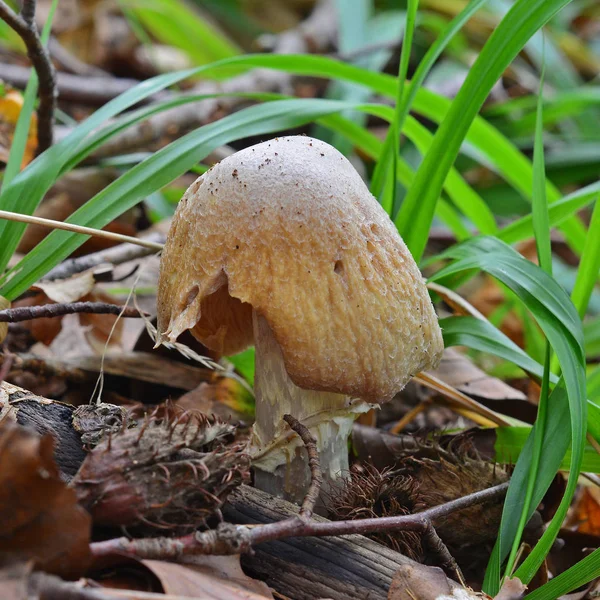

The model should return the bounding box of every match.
[157,136,443,402]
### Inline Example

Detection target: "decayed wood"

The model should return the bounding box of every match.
[0,381,125,480]
[223,485,459,600]
[0,381,86,479]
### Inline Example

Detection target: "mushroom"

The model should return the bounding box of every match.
[156,136,443,503]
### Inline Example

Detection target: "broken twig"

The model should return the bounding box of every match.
[0,302,147,322]
[283,414,322,519]
[91,471,508,583]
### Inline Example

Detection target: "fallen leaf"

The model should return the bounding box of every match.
[0,419,91,578]
[495,578,526,600]
[178,376,254,422]
[79,288,125,353]
[571,487,600,535]
[432,349,527,402]
[34,269,97,303]
[143,556,273,599]
[429,349,536,424]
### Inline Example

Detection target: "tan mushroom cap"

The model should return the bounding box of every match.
[157,136,443,402]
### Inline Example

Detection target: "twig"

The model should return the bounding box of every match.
[0,0,56,152]
[0,209,164,251]
[43,231,166,281]
[421,521,465,586]
[90,481,509,577]
[0,301,147,322]
[283,414,322,519]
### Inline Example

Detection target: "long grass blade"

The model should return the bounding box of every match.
[570,196,600,319]
[395,0,579,262]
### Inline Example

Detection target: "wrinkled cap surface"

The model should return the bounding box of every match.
[157,136,443,402]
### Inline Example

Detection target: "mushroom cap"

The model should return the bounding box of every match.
[157,136,443,402]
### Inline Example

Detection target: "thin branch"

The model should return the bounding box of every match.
[283,414,322,519]
[0,0,56,152]
[421,521,465,586]
[0,301,148,322]
[0,209,164,251]
[90,481,509,573]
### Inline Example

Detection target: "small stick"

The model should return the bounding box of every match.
[421,520,465,586]
[90,481,509,574]
[0,301,148,322]
[0,209,164,251]
[0,0,56,152]
[283,414,322,519]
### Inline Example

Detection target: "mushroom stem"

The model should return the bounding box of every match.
[250,311,370,504]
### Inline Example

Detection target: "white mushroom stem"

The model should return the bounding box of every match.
[250,311,372,504]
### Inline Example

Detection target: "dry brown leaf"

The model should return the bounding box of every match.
[13,286,125,352]
[0,419,91,578]
[34,269,97,303]
[428,349,537,423]
[432,349,527,402]
[80,289,125,353]
[572,488,600,535]
[143,557,273,599]
[177,376,254,422]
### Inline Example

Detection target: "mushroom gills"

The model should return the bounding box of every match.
[250,312,372,504]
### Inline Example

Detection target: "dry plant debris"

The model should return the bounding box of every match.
[0,419,91,578]
[72,411,250,529]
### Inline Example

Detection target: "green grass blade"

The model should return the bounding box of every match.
[121,0,239,64]
[570,196,600,319]
[395,0,578,262]
[378,0,418,215]
[370,0,492,201]
[499,181,600,245]
[430,236,587,592]
[440,316,549,381]
[525,547,600,600]
[503,58,551,580]
[0,52,583,271]
[494,427,600,473]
